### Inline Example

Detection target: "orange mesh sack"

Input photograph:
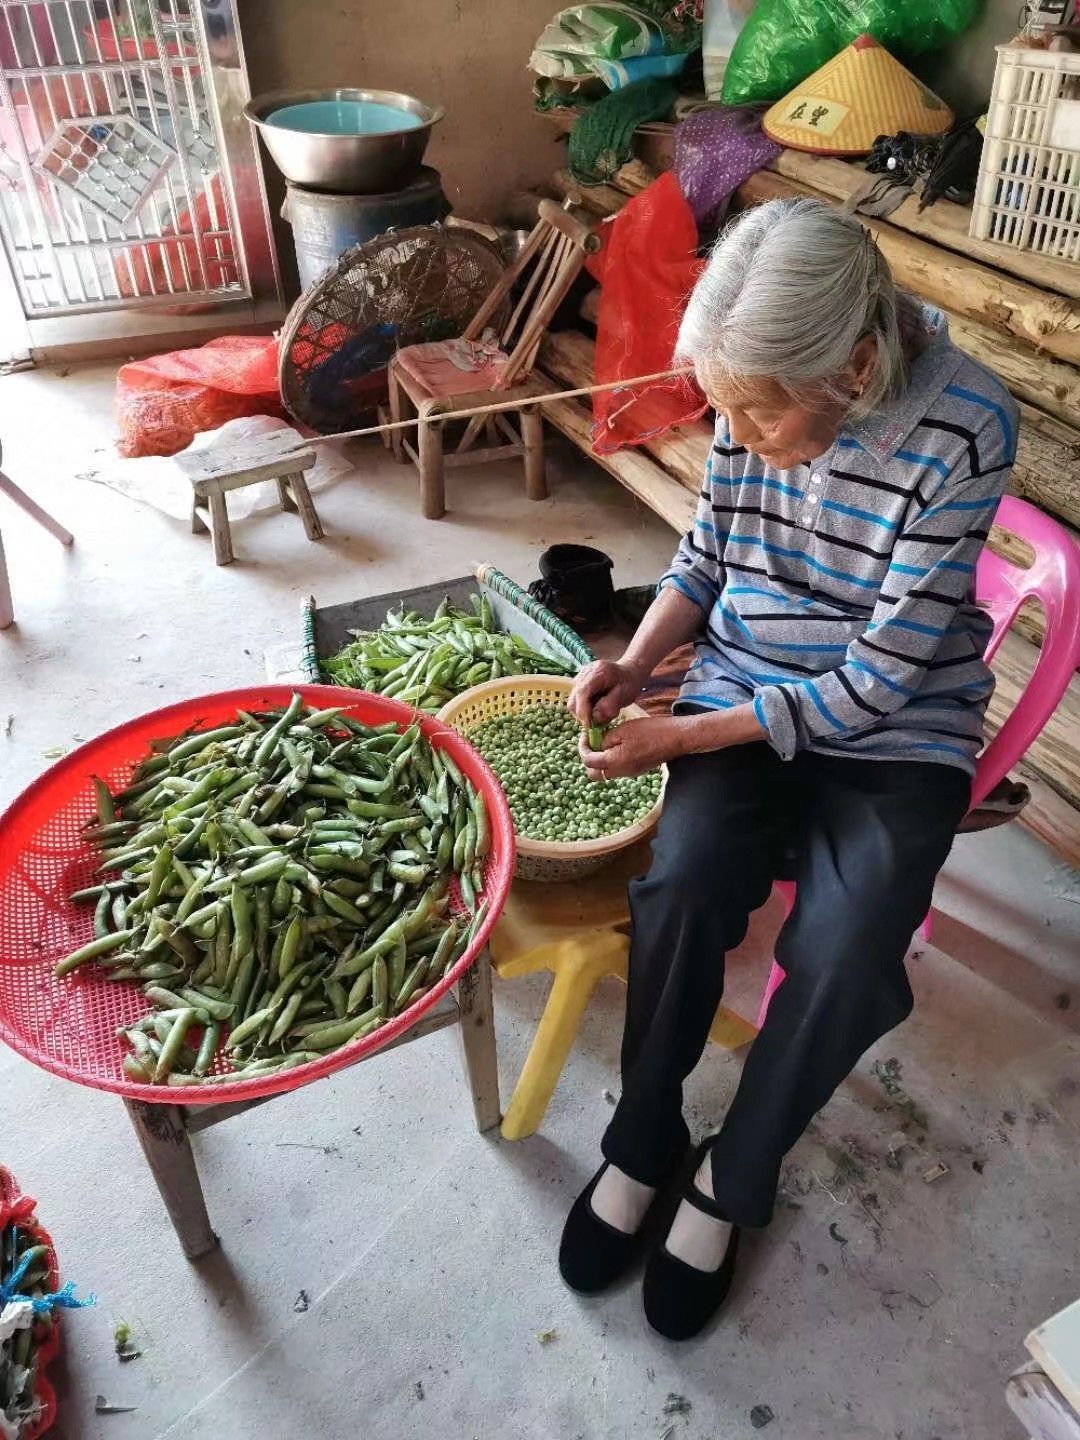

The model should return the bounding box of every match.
[587,170,706,454]
[115,335,282,458]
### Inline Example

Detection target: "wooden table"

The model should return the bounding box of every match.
[123,951,499,1260]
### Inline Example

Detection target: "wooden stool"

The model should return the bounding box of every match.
[176,432,323,566]
[123,950,499,1259]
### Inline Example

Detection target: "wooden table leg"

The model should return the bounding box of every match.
[458,949,500,1133]
[276,476,298,512]
[0,526,13,630]
[190,495,209,534]
[207,489,233,566]
[124,1100,218,1260]
[418,416,446,520]
[0,470,74,546]
[289,473,324,541]
[521,409,547,501]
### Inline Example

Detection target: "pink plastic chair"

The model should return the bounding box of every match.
[757,495,1080,1027]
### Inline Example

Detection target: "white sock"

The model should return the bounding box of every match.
[590,1164,655,1234]
[664,1152,732,1273]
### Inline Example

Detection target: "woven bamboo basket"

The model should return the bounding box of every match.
[438,674,664,882]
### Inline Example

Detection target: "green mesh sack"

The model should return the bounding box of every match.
[720,0,983,107]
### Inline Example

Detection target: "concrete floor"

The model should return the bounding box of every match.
[1,364,1078,1440]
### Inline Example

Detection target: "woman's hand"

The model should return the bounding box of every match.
[579,717,686,779]
[567,658,646,728]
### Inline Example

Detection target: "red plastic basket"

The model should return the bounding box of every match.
[0,686,514,1107]
[1,1166,61,1439]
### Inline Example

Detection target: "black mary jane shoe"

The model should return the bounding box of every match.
[642,1152,741,1340]
[559,1159,681,1295]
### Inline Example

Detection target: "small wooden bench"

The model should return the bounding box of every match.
[177,432,323,566]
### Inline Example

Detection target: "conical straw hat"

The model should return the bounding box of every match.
[763,35,953,156]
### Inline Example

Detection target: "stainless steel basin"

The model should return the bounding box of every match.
[244,87,444,195]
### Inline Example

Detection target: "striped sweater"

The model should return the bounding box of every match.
[660,310,1019,774]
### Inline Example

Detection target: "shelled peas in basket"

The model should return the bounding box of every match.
[470,704,660,844]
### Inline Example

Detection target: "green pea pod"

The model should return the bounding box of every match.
[254,884,272,963]
[303,1008,382,1051]
[226,1005,280,1051]
[322,890,369,926]
[372,955,388,1013]
[123,1054,152,1083]
[269,988,306,1045]
[194,1021,221,1077]
[423,923,456,980]
[168,726,245,762]
[93,887,113,939]
[346,967,374,1014]
[213,905,233,987]
[459,867,477,914]
[153,1007,198,1082]
[393,957,429,1013]
[278,911,304,976]
[388,931,407,999]
[93,775,116,825]
[472,788,491,860]
[179,987,234,1022]
[55,928,136,977]
[325,978,348,1020]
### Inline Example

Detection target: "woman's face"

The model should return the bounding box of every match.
[714,381,843,470]
[699,339,875,471]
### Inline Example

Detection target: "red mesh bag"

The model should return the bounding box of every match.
[115,335,282,458]
[1,1167,62,1439]
[587,170,707,454]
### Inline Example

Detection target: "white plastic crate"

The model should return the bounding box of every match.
[971,41,1080,263]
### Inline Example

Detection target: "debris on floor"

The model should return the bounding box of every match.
[873,1058,930,1132]
[922,1162,950,1184]
[112,1319,141,1362]
[95,1395,138,1414]
[536,1328,558,1345]
[750,1404,776,1428]
[294,1290,310,1314]
[663,1393,692,1417]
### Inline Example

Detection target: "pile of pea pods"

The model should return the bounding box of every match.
[59,694,491,1087]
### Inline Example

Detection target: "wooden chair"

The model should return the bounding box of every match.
[387,201,600,519]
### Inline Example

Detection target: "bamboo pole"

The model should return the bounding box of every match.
[737,170,1080,368]
[291,366,693,450]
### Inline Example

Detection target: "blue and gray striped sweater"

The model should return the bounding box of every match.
[661,310,1019,774]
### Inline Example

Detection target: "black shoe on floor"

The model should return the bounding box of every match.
[528,544,615,632]
[642,1146,741,1340]
[559,1159,679,1296]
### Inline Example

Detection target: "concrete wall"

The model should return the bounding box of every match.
[239,0,558,221]
[920,0,1021,116]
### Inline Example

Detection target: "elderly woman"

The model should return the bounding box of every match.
[559,198,1017,1339]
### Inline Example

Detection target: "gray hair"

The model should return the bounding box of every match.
[676,197,910,422]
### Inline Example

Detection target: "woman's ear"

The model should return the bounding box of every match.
[848,334,877,396]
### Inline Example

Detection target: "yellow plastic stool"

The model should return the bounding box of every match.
[490,841,758,1141]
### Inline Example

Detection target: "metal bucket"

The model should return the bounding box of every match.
[282,168,450,292]
[246,87,443,194]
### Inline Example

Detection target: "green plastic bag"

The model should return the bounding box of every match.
[721,0,983,107]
